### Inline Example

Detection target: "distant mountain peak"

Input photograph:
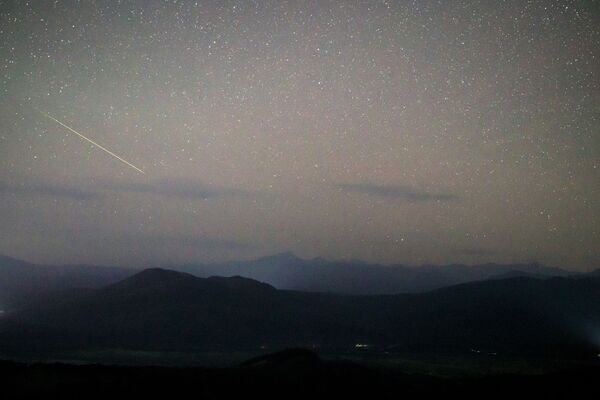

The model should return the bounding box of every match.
[108,267,275,293]
[108,268,196,290]
[135,267,194,279]
[257,251,303,263]
[206,275,275,291]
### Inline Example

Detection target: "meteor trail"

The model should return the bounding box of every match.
[36,109,145,174]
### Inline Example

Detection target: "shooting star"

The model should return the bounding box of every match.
[36,109,145,174]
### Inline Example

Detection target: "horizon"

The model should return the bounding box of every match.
[1,249,593,273]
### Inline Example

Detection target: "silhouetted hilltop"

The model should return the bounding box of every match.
[1,253,578,300]
[173,253,573,294]
[106,268,199,290]
[105,268,275,297]
[1,269,598,358]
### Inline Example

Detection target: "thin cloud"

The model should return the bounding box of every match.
[104,179,249,200]
[0,178,252,202]
[0,181,95,200]
[338,183,457,202]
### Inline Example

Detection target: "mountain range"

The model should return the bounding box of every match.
[171,252,576,294]
[1,267,598,358]
[1,252,587,306]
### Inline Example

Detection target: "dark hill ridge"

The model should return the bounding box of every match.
[585,268,600,277]
[1,253,579,300]
[118,267,194,282]
[172,252,574,294]
[1,269,598,358]
[105,268,275,296]
[0,256,134,306]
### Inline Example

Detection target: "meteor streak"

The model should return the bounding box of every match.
[36,109,145,174]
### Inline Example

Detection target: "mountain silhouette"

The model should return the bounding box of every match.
[1,269,597,357]
[1,253,577,301]
[172,253,573,294]
[0,255,133,307]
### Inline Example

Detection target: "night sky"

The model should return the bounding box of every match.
[1,1,598,270]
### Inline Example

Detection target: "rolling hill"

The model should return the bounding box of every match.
[1,268,598,358]
[0,253,576,302]
[171,252,573,294]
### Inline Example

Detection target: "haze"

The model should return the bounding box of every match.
[0,1,598,270]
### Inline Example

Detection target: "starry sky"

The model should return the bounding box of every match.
[0,1,598,270]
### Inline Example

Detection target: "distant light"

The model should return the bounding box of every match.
[354,343,371,349]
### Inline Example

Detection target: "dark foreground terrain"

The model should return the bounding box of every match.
[1,266,598,399]
[1,349,598,400]
[2,268,599,357]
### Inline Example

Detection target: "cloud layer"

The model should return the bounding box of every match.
[0,182,94,200]
[339,183,457,203]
